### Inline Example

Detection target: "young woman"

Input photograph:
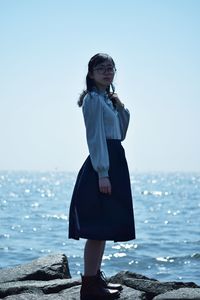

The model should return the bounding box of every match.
[68,53,135,300]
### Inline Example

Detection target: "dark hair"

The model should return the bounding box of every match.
[77,53,116,107]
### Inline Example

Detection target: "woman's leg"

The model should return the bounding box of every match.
[84,239,106,276]
[97,240,106,271]
[81,240,120,299]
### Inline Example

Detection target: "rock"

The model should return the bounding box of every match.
[0,253,71,284]
[1,286,146,300]
[110,271,199,298]
[0,254,200,300]
[1,286,80,300]
[153,287,200,299]
[115,286,146,300]
[0,278,81,299]
[110,271,157,282]
[2,294,43,300]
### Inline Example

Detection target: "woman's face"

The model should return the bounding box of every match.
[90,60,116,91]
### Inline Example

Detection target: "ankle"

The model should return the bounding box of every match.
[82,273,97,278]
[83,270,98,276]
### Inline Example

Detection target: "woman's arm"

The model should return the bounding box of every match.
[82,92,109,178]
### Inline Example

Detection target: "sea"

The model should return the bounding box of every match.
[0,171,200,285]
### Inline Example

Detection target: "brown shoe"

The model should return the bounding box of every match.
[97,270,123,292]
[80,274,120,300]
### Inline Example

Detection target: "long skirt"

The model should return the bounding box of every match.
[68,139,135,242]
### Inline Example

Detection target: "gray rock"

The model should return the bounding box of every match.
[110,271,199,298]
[116,286,146,299]
[110,271,157,283]
[153,287,200,299]
[2,291,67,300]
[1,286,81,300]
[1,285,146,300]
[0,278,80,298]
[2,293,43,300]
[1,255,200,300]
[0,253,71,284]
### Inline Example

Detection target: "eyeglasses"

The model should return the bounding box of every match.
[93,66,116,75]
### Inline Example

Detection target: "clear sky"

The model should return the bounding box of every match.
[0,0,200,172]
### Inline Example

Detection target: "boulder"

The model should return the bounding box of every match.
[110,271,199,298]
[1,286,146,300]
[0,253,71,284]
[153,287,200,299]
[0,254,200,300]
[0,278,80,299]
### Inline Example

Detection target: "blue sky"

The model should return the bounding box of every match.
[0,0,199,172]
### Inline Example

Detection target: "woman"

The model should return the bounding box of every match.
[68,53,135,300]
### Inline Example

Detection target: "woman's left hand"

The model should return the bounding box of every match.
[98,177,112,195]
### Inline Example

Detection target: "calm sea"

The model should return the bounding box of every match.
[0,171,199,285]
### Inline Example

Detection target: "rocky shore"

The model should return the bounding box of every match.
[0,253,200,299]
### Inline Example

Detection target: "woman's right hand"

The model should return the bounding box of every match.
[99,177,112,195]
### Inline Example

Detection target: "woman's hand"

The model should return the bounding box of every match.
[99,177,112,195]
[108,93,124,109]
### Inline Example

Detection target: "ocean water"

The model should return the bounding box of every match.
[0,171,200,285]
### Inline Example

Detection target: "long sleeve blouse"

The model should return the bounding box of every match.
[82,90,130,178]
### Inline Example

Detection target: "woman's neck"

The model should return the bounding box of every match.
[94,84,107,93]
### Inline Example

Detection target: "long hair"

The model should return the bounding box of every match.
[77,53,116,107]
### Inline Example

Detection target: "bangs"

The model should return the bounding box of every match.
[93,56,113,68]
[89,53,115,70]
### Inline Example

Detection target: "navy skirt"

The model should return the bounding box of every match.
[68,139,135,242]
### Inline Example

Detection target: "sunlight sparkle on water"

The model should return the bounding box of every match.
[112,243,136,250]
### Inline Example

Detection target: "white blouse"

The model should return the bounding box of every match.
[82,90,130,178]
